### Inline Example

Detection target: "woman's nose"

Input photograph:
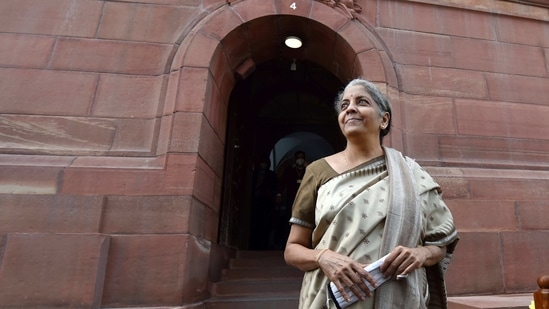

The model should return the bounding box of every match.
[346,102,358,113]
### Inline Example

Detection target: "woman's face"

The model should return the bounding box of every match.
[337,85,388,141]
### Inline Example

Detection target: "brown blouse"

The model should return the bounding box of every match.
[289,156,386,229]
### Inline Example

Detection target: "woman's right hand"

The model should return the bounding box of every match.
[285,225,377,302]
[317,249,378,302]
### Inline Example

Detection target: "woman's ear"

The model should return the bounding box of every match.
[381,112,390,129]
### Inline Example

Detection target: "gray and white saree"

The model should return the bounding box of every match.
[289,147,458,309]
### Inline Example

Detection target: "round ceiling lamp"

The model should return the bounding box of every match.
[285,36,302,49]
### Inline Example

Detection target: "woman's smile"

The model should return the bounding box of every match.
[345,117,363,124]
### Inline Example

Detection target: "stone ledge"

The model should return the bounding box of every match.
[448,293,533,309]
[0,153,166,169]
[406,0,549,21]
[426,166,549,180]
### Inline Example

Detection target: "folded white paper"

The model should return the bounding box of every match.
[327,254,391,309]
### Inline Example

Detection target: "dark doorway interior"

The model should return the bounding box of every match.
[219,58,345,250]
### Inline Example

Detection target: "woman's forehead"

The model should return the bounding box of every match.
[343,85,371,98]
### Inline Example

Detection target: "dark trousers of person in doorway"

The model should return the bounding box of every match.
[250,197,274,250]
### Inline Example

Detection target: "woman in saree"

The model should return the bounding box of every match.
[284,78,458,309]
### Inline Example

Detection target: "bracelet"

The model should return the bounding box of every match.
[315,248,328,264]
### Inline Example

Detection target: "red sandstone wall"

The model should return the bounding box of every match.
[0,0,548,307]
[0,0,225,307]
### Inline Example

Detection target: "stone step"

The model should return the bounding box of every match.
[229,256,289,268]
[103,291,534,308]
[101,306,186,309]
[212,278,302,297]
[206,250,301,309]
[235,250,285,258]
[221,265,302,280]
[205,293,533,309]
[448,293,533,309]
[204,295,298,309]
[228,250,289,269]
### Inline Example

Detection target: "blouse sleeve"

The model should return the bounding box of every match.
[288,164,318,229]
[288,159,337,229]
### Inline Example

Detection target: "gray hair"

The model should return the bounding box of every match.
[334,78,392,143]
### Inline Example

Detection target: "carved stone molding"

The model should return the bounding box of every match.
[315,0,362,19]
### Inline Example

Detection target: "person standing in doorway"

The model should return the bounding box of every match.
[250,155,278,250]
[274,150,308,248]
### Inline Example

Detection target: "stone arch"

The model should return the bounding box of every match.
[165,0,399,244]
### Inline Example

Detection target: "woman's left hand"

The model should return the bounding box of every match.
[379,245,444,279]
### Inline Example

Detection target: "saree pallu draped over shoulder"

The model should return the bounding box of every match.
[295,147,458,309]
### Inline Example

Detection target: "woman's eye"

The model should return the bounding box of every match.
[340,102,349,110]
[358,99,369,105]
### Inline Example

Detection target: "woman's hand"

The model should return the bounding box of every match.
[317,249,377,302]
[379,245,446,279]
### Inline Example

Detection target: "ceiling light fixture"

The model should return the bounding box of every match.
[285,36,302,49]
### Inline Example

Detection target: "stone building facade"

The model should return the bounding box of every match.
[0,0,548,307]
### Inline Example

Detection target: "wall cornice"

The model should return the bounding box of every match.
[504,0,549,9]
[403,0,549,21]
[312,0,549,21]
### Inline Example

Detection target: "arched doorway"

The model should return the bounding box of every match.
[220,58,345,249]
[174,2,398,254]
